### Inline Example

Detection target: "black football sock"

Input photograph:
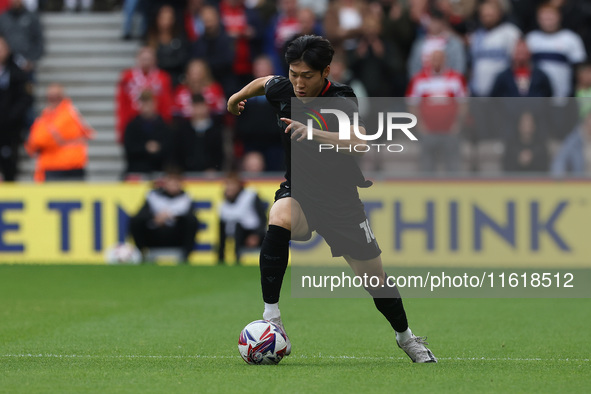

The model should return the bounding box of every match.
[260,225,291,304]
[366,273,409,333]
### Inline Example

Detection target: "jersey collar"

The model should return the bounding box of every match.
[319,79,331,97]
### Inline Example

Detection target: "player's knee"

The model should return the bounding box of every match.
[268,209,291,230]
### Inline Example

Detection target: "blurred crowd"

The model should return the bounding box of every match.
[2,0,591,182]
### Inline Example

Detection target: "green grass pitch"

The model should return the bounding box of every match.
[0,265,589,393]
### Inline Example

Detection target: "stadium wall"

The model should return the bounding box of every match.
[0,180,589,267]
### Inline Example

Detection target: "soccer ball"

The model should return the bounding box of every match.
[105,243,142,264]
[238,320,288,365]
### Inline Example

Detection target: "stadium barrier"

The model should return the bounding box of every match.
[0,180,590,267]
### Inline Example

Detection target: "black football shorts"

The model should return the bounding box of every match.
[274,181,382,261]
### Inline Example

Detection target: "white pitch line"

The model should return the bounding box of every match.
[0,354,589,362]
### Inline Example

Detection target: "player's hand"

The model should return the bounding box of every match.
[227,95,247,115]
[281,117,308,142]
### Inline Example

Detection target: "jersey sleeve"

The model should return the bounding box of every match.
[264,76,288,104]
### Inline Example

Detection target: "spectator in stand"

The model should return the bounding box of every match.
[0,0,10,13]
[0,37,32,182]
[407,8,466,79]
[241,151,265,174]
[172,59,226,119]
[550,0,591,58]
[264,0,300,75]
[349,12,401,97]
[218,172,267,265]
[123,90,172,176]
[278,7,324,75]
[22,0,38,12]
[234,55,284,172]
[329,51,367,98]
[551,109,591,176]
[116,46,172,143]
[192,5,235,95]
[434,0,476,36]
[146,4,191,86]
[491,39,552,97]
[491,38,553,97]
[143,0,186,23]
[219,0,264,90]
[183,0,205,42]
[469,0,521,97]
[490,39,554,141]
[172,94,224,172]
[406,50,468,173]
[298,0,328,17]
[373,0,417,95]
[63,0,93,12]
[526,3,586,98]
[0,0,44,76]
[575,62,591,119]
[379,0,417,67]
[296,7,323,38]
[503,111,550,173]
[129,166,198,262]
[122,0,147,40]
[25,83,94,182]
[324,0,366,59]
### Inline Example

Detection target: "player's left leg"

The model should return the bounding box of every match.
[259,197,310,355]
[344,255,437,363]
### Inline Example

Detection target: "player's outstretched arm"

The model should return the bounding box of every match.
[281,117,368,157]
[227,76,274,115]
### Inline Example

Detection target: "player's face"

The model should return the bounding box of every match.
[288,61,330,102]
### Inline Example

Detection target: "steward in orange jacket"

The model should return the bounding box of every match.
[26,84,94,182]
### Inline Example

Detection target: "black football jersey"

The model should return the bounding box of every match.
[264,76,370,211]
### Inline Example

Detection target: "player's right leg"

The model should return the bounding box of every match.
[259,196,309,355]
[345,255,437,363]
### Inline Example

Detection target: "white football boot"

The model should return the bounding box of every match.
[268,316,291,356]
[397,335,437,363]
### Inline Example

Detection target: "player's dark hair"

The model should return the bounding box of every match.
[285,35,334,72]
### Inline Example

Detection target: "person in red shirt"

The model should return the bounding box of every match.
[116,46,173,143]
[406,49,468,173]
[219,0,263,88]
[172,59,226,119]
[264,0,301,75]
[184,0,205,42]
[0,0,10,14]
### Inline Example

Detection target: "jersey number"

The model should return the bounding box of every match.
[359,219,375,243]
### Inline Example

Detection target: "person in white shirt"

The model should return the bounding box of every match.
[129,167,198,262]
[526,3,587,98]
[218,173,267,265]
[469,0,521,96]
